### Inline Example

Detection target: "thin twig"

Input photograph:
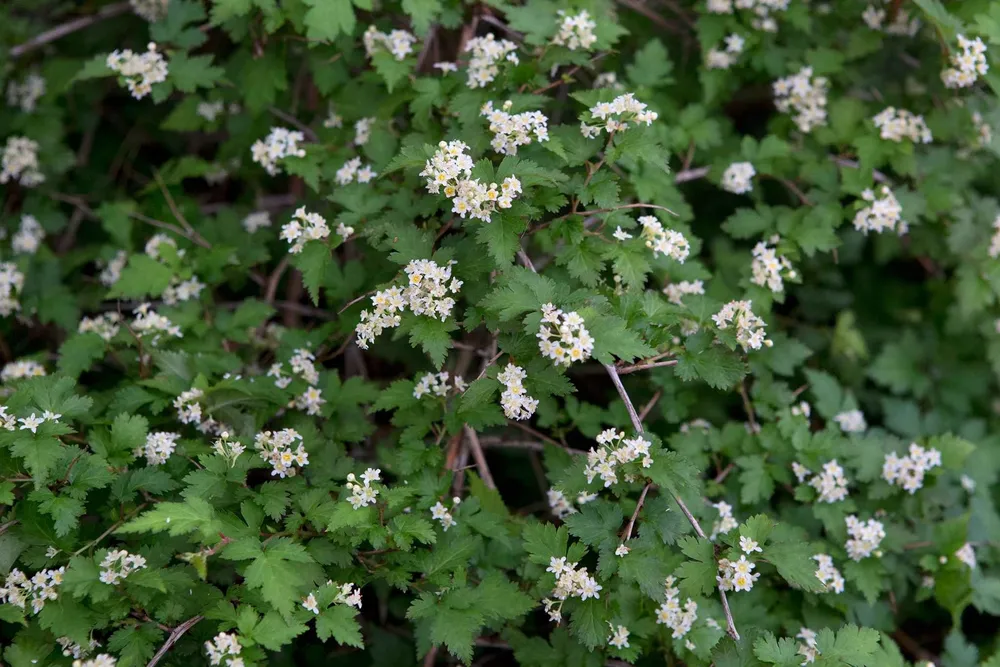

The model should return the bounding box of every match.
[264,256,291,304]
[10,2,131,58]
[622,482,652,541]
[146,615,204,667]
[153,171,212,249]
[73,504,147,556]
[463,426,496,490]
[478,436,546,452]
[674,166,710,183]
[0,519,19,536]
[617,359,678,375]
[268,107,319,142]
[638,390,662,422]
[739,381,758,434]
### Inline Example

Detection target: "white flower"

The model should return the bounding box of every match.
[98,250,127,287]
[612,226,633,241]
[713,300,771,351]
[132,303,183,343]
[614,544,630,557]
[0,136,44,186]
[250,126,306,175]
[607,623,630,649]
[162,276,206,305]
[1,359,45,382]
[740,536,762,554]
[961,474,977,493]
[639,215,690,261]
[464,33,519,88]
[583,429,653,487]
[302,593,320,614]
[547,489,577,519]
[718,556,760,592]
[434,61,458,73]
[813,553,845,593]
[721,161,755,194]
[6,73,46,113]
[655,575,699,638]
[853,186,906,235]
[833,409,867,433]
[552,10,598,51]
[196,100,225,122]
[242,211,272,233]
[420,140,521,222]
[497,363,539,420]
[106,43,168,99]
[281,207,329,254]
[354,117,375,146]
[710,501,738,540]
[481,100,549,156]
[323,104,343,128]
[18,413,43,433]
[142,431,180,465]
[537,303,594,366]
[335,156,377,185]
[862,2,920,36]
[806,459,850,504]
[955,542,976,569]
[0,566,65,614]
[98,549,147,585]
[872,107,932,143]
[663,280,705,306]
[942,34,988,88]
[750,236,795,293]
[581,93,658,138]
[346,468,381,509]
[79,313,122,342]
[430,500,457,531]
[882,443,942,493]
[773,66,828,133]
[336,222,354,241]
[204,632,242,666]
[0,261,26,316]
[706,33,745,70]
[797,627,820,664]
[130,0,169,21]
[363,25,418,61]
[845,515,885,561]
[255,429,308,478]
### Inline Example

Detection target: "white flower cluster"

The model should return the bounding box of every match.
[751,236,796,293]
[607,623,630,650]
[833,409,867,433]
[196,100,224,122]
[710,500,738,540]
[721,161,755,194]
[546,488,597,519]
[255,429,309,478]
[580,93,658,138]
[346,468,382,509]
[162,276,206,305]
[72,655,117,667]
[797,628,820,664]
[323,105,343,128]
[706,34,745,70]
[583,428,653,487]
[145,233,181,261]
[0,566,64,613]
[267,347,321,388]
[862,2,920,36]
[497,363,539,420]
[242,211,271,234]
[335,156,377,185]
[57,637,100,660]
[1,359,45,383]
[639,215,690,261]
[664,280,705,305]
[552,10,597,51]
[713,300,771,351]
[303,581,364,614]
[106,43,168,100]
[363,25,417,61]
[882,443,941,493]
[12,214,44,254]
[142,431,180,465]
[431,497,460,531]
[773,66,829,133]
[79,312,121,341]
[98,549,147,585]
[356,259,463,349]
[464,34,519,88]
[717,555,760,592]
[942,35,988,89]
[655,575,699,638]
[797,459,849,503]
[280,207,329,254]
[955,542,976,569]
[413,371,467,399]
[961,474,977,493]
[845,515,885,561]
[542,557,602,623]
[99,250,127,286]
[0,262,25,316]
[16,410,61,434]
[1,136,44,186]
[205,632,243,667]
[421,140,522,222]
[813,553,845,593]
[853,186,906,235]
[6,73,46,113]
[130,0,169,21]
[872,107,932,143]
[212,432,246,466]
[173,387,205,426]
[250,127,306,175]
[537,303,594,366]
[132,303,182,343]
[973,111,992,148]
[354,117,375,146]
[706,0,790,32]
[481,100,550,156]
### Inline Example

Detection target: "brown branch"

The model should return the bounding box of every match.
[0,519,19,535]
[675,166,710,183]
[617,359,678,375]
[621,482,652,541]
[268,107,319,143]
[265,255,291,304]
[152,170,212,249]
[638,389,662,422]
[739,381,758,433]
[146,615,204,667]
[463,426,496,490]
[10,2,131,58]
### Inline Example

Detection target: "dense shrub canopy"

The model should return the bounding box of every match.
[1,0,1000,666]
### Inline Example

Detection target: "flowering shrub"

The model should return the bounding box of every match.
[2,0,1000,666]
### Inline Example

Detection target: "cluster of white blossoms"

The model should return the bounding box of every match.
[663,280,705,306]
[132,303,182,343]
[250,127,306,175]
[0,566,64,613]
[942,35,988,88]
[141,431,180,465]
[323,104,343,128]
[497,363,539,420]
[706,0,790,32]
[16,410,61,435]
[882,442,941,493]
[750,236,796,293]
[255,429,309,478]
[430,497,460,531]
[72,655,117,667]
[57,637,101,660]
[98,550,147,585]
[655,576,700,639]
[845,515,885,561]
[872,107,932,143]
[173,387,205,426]
[145,233,181,261]
[546,488,597,519]
[335,156,377,185]
[162,276,206,305]
[861,2,920,36]
[362,25,417,61]
[0,359,46,383]
[796,628,821,664]
[6,73,46,113]
[721,161,755,194]
[12,214,44,254]
[1,136,44,186]
[537,303,594,366]
[196,100,224,122]
[813,553,845,593]
[130,0,169,21]
[710,500,739,540]
[773,66,829,133]
[706,34,745,70]
[638,215,690,261]
[412,371,467,399]
[205,632,243,667]
[583,428,653,487]
[542,557,602,623]
[99,250,127,286]
[106,43,168,99]
[481,100,549,156]
[421,140,522,221]
[354,117,375,146]
[346,468,382,509]
[797,459,850,503]
[0,261,25,316]
[464,33,519,88]
[853,186,906,235]
[580,93,658,138]
[211,432,246,467]
[242,211,271,234]
[280,207,330,254]
[607,624,630,650]
[552,10,598,51]
[972,111,992,148]
[713,300,771,351]
[78,312,121,341]
[264,347,321,390]
[955,542,977,569]
[717,554,760,592]
[833,409,867,433]
[302,581,364,615]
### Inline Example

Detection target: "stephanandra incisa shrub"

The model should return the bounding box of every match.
[2,0,1000,666]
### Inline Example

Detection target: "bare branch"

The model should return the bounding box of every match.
[10,2,131,59]
[147,615,204,667]
[622,482,652,541]
[463,426,496,490]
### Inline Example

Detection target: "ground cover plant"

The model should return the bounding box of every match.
[1,0,1000,665]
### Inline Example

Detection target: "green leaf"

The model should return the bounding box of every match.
[108,255,175,299]
[292,241,330,305]
[57,333,107,378]
[754,634,801,666]
[168,53,224,92]
[316,605,364,647]
[118,497,220,539]
[814,624,881,666]
[675,345,747,390]
[627,39,674,88]
[675,535,717,596]
[302,0,356,41]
